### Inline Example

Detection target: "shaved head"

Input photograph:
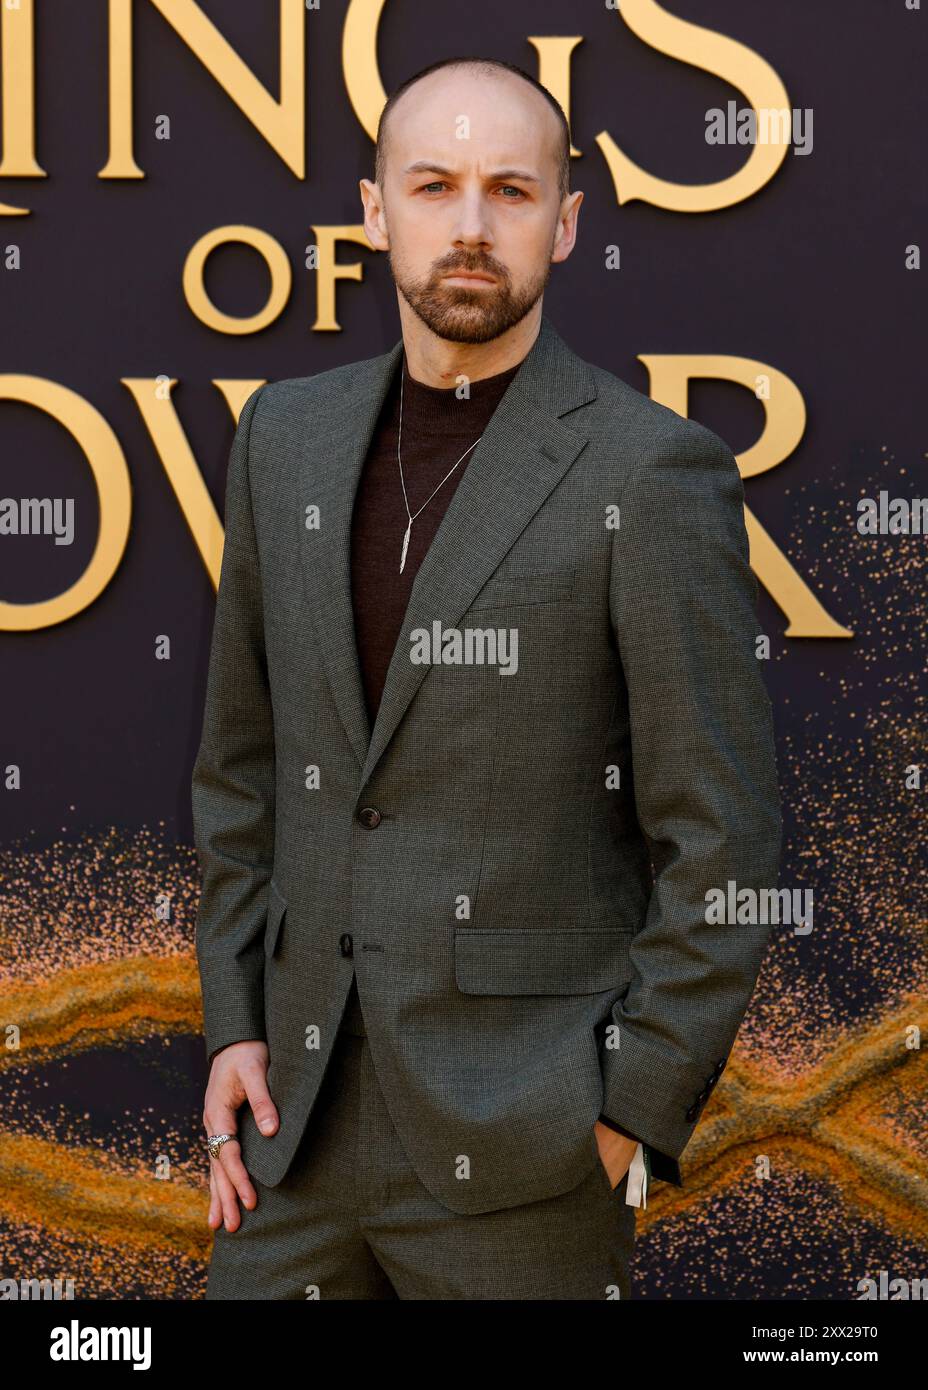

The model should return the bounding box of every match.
[376,58,570,206]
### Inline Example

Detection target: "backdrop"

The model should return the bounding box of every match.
[1,0,925,1301]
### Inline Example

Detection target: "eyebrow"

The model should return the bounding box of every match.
[402,161,541,184]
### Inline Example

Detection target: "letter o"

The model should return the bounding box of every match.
[0,376,131,631]
[183,225,291,335]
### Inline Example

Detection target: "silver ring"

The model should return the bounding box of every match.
[207,1133,233,1160]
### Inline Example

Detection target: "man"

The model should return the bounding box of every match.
[193,56,781,1300]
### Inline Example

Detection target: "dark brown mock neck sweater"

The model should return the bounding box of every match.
[349,351,523,724]
[340,349,523,1036]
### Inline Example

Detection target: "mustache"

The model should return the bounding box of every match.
[434,255,506,280]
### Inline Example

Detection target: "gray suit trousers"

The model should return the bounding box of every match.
[206,981,637,1301]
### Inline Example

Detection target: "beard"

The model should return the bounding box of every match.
[388,244,553,345]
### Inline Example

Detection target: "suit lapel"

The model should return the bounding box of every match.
[295,338,403,773]
[298,314,598,790]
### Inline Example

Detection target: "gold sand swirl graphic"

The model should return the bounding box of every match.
[639,996,926,1237]
[0,952,923,1260]
[0,954,212,1271]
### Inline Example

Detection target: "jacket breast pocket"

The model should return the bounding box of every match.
[454,925,632,995]
[265,879,287,958]
[468,568,575,611]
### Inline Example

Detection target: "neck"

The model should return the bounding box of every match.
[396,299,542,387]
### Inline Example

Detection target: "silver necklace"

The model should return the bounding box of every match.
[396,363,483,574]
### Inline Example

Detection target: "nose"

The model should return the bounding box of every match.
[450,190,494,250]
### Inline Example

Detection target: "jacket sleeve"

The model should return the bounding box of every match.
[191,384,276,1065]
[599,426,782,1163]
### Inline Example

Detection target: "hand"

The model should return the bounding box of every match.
[203,1040,279,1232]
[593,1119,637,1190]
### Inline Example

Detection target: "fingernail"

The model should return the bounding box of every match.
[259,1118,275,1133]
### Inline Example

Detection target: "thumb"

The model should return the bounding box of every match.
[240,1059,280,1136]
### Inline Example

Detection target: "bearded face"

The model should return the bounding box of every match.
[387,237,555,345]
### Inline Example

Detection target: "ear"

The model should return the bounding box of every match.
[552,190,584,264]
[359,179,389,250]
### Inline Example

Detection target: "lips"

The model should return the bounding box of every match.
[443,271,495,284]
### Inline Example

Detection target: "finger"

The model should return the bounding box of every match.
[205,1090,259,1211]
[211,1151,247,1232]
[240,1060,280,1137]
[204,1102,253,1212]
[204,1094,240,1144]
[215,1136,258,1213]
[207,1167,223,1230]
[203,1099,240,1181]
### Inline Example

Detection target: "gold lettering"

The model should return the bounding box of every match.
[0,377,130,631]
[638,353,852,637]
[342,0,388,142]
[596,0,791,211]
[0,0,45,212]
[527,37,583,157]
[124,378,263,590]
[99,0,305,180]
[311,225,371,331]
[183,225,291,334]
[0,367,855,636]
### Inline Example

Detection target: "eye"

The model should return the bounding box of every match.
[498,185,526,199]
[420,181,447,194]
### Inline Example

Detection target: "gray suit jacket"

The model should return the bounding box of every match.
[192,313,781,1215]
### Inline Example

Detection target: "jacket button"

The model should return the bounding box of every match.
[339,933,353,957]
[358,806,382,828]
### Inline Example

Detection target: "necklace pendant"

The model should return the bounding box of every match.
[399,519,411,574]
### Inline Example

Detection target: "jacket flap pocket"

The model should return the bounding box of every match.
[265,879,287,957]
[469,569,575,611]
[454,926,632,995]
